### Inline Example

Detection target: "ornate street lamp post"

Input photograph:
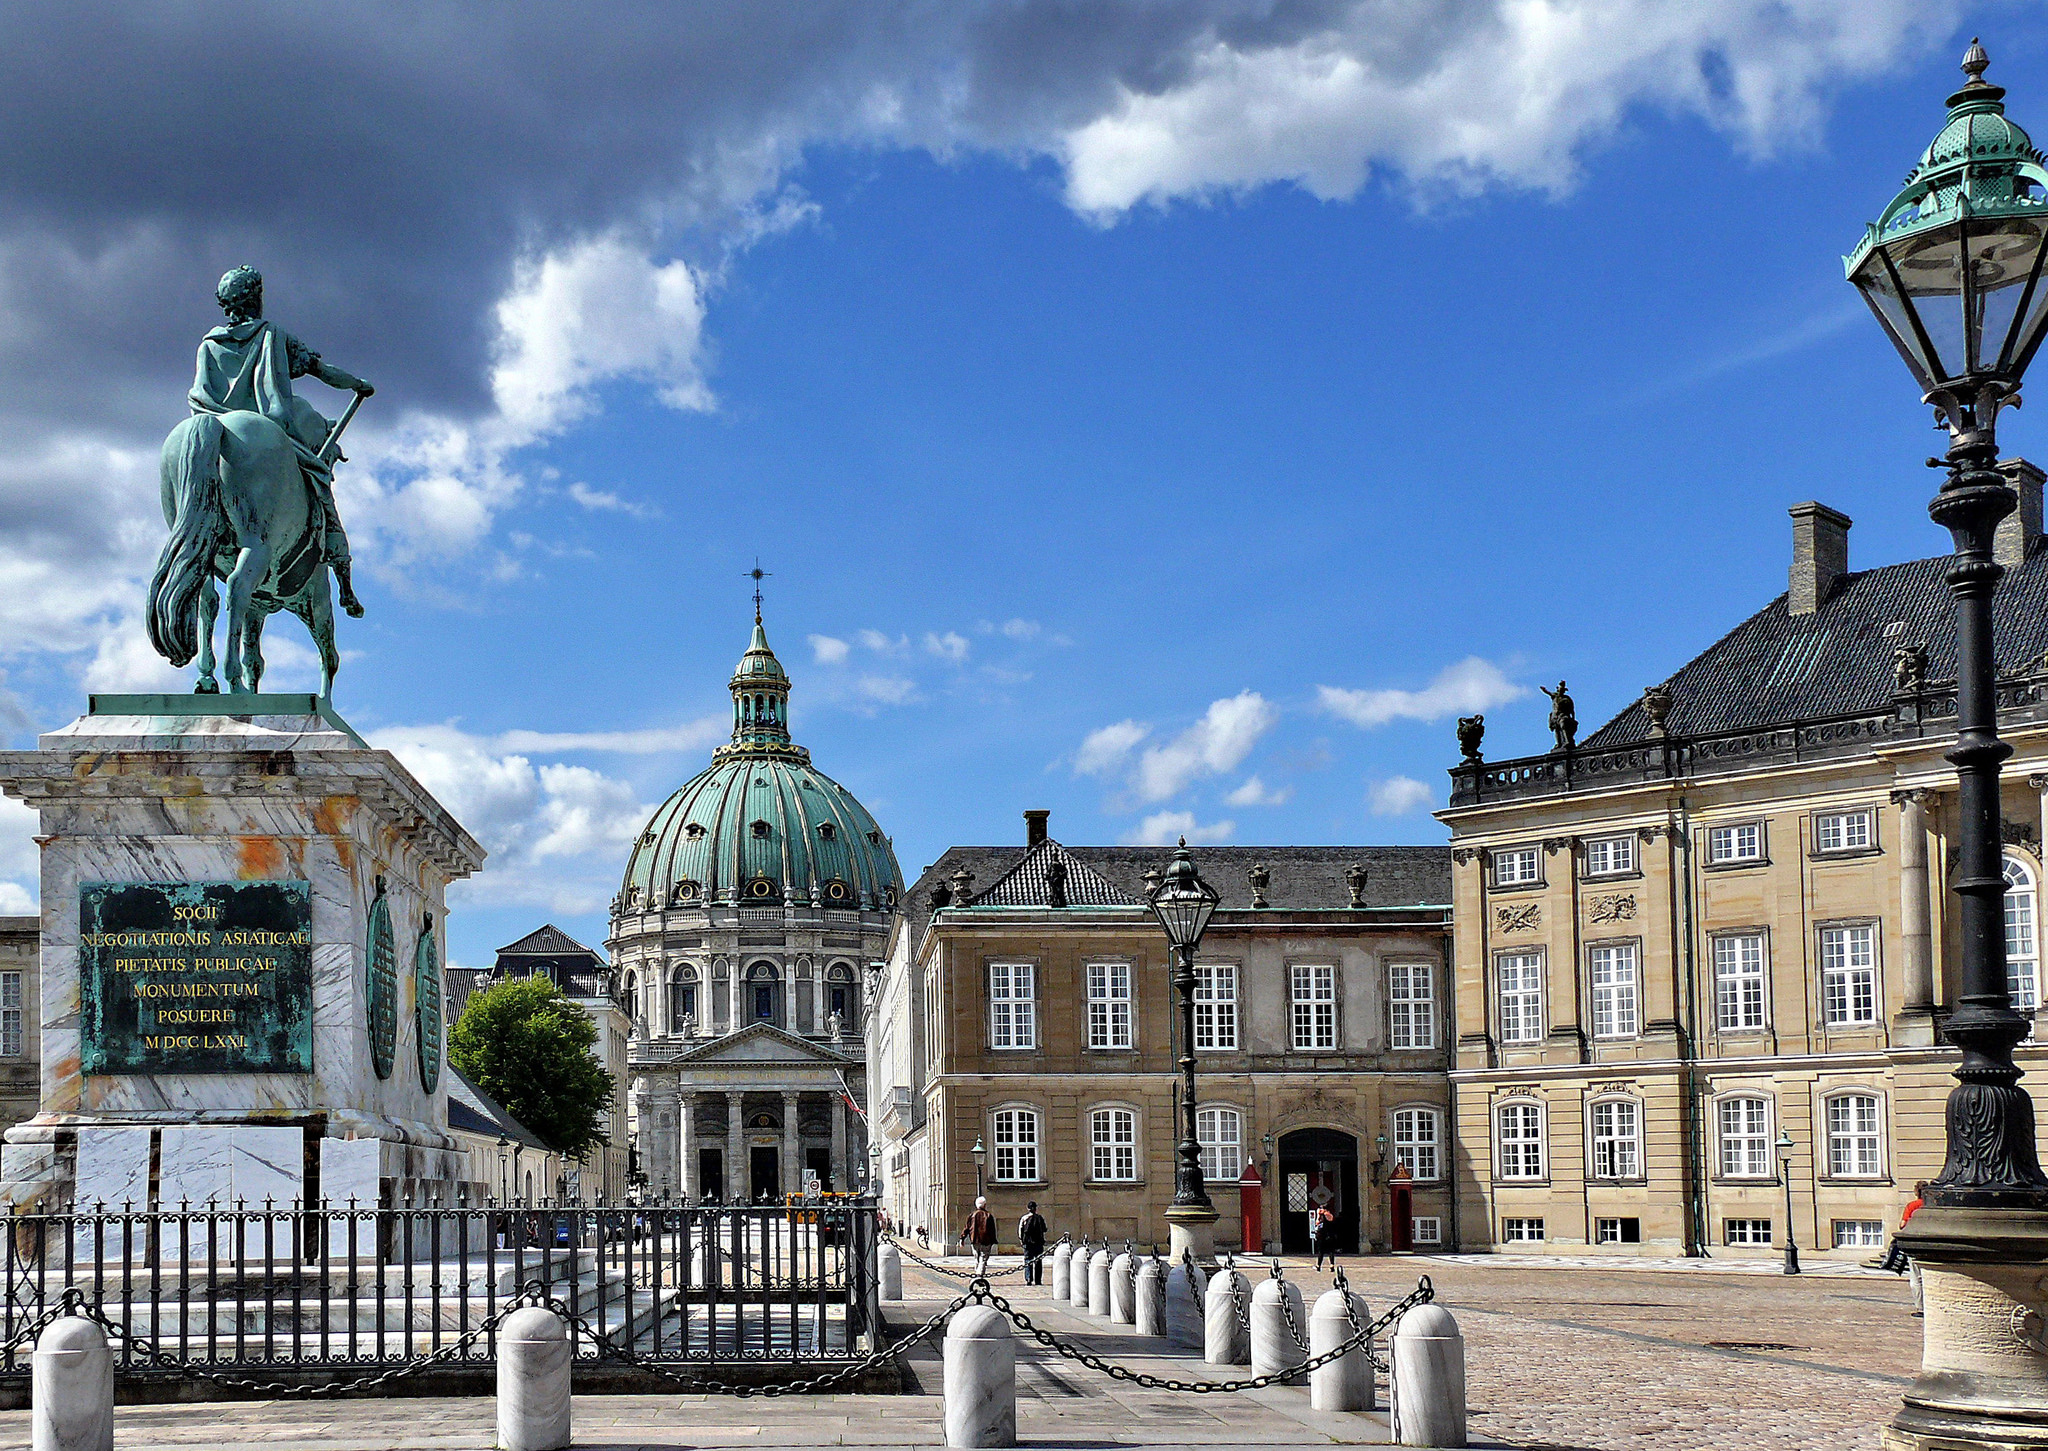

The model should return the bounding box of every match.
[1148,838,1222,1261]
[1847,41,2048,1449]
[1775,1130,1801,1277]
[971,1134,986,1199]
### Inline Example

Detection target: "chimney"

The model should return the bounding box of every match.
[1997,459,2045,570]
[1788,502,1852,616]
[1024,810,1050,849]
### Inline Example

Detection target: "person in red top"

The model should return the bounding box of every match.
[1901,1181,1928,1314]
[962,1196,998,1279]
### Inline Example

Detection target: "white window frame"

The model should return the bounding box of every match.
[1501,1216,1545,1243]
[1495,1100,1546,1181]
[1589,942,1640,1039]
[991,1106,1040,1183]
[1825,1092,1885,1179]
[1589,1097,1642,1180]
[1087,961,1134,1050]
[2007,854,2040,1013]
[1089,1106,1139,1182]
[1712,932,1768,1031]
[1724,1218,1773,1246]
[1833,1219,1886,1249]
[0,970,20,1059]
[1412,1216,1443,1247]
[1194,963,1238,1051]
[1496,952,1545,1045]
[1820,924,1879,1027]
[1197,1106,1243,1183]
[988,962,1038,1051]
[1708,822,1765,865]
[1388,961,1436,1050]
[1393,1106,1442,1183]
[1582,834,1637,877]
[1290,963,1337,1051]
[1491,847,1541,887]
[1715,1095,1773,1179]
[1814,809,1875,855]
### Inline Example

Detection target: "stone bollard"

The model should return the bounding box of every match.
[497,1305,573,1451]
[1309,1286,1374,1412]
[1134,1257,1167,1337]
[1249,1271,1308,1385]
[1109,1247,1136,1324]
[1165,1256,1207,1348]
[1050,1239,1073,1301]
[1067,1240,1092,1310]
[879,1240,903,1302]
[1204,1267,1251,1366]
[33,1315,113,1451]
[943,1303,1017,1448]
[1087,1247,1114,1318]
[1391,1303,1467,1448]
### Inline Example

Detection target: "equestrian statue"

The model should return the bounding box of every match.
[146,265,374,698]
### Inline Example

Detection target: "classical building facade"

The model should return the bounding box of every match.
[610,614,899,1201]
[0,918,36,1145]
[867,812,1452,1254]
[1439,471,2048,1260]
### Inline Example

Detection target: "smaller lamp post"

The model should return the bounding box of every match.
[497,1136,509,1203]
[971,1134,987,1198]
[1148,837,1223,1261]
[1776,1130,1801,1276]
[870,1142,883,1195]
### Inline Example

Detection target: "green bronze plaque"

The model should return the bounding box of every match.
[79,880,312,1074]
[367,887,396,1080]
[415,919,442,1094]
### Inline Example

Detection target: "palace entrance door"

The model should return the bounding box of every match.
[1277,1128,1359,1254]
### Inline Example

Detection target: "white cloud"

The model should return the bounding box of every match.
[528,762,647,859]
[0,882,31,915]
[1318,658,1525,728]
[1225,775,1292,807]
[856,676,918,706]
[809,634,850,665]
[923,631,969,663]
[492,719,725,755]
[856,629,907,655]
[999,619,1040,640]
[1134,691,1277,803]
[566,481,656,518]
[1075,719,1151,777]
[1124,810,1236,846]
[1369,776,1435,816]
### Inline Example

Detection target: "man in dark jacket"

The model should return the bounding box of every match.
[1018,1201,1049,1284]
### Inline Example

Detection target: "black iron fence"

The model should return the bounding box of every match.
[0,1199,880,1382]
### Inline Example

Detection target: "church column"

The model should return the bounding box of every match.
[652,963,668,1038]
[678,1090,697,1200]
[1894,787,1936,1045]
[830,1089,847,1194]
[782,1092,801,1197]
[725,1092,744,1202]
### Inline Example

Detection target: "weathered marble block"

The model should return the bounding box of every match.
[318,1136,384,1264]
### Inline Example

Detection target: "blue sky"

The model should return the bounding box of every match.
[0,2,2034,965]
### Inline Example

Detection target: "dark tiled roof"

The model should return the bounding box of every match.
[447,1066,548,1151]
[971,842,1142,907]
[1584,540,2048,750]
[497,924,599,959]
[446,967,492,1022]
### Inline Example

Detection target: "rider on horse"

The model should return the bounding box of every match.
[191,265,373,616]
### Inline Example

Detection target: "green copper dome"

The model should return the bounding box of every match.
[617,616,903,913]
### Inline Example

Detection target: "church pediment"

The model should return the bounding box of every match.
[672,1023,858,1065]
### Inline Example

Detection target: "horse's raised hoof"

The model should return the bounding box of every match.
[193,679,220,695]
[343,600,364,619]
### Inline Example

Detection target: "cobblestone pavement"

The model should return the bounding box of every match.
[0,1252,1917,1448]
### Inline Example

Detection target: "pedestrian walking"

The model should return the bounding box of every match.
[1310,1203,1337,1271]
[1891,1181,1929,1316]
[1018,1201,1049,1284]
[962,1196,998,1279]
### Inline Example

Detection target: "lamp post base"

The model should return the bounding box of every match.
[1885,1208,2048,1451]
[1166,1204,1219,1265]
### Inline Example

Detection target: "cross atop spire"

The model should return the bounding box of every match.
[745,560,772,623]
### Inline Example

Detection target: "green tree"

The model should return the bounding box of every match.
[449,975,613,1158]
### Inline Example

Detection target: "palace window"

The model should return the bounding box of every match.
[1820,926,1878,1026]
[1087,962,1133,1049]
[1583,835,1636,877]
[1290,964,1337,1050]
[1090,1107,1138,1182]
[1826,1093,1884,1178]
[1725,1218,1773,1246]
[1834,1220,1886,1249]
[1393,1106,1441,1182]
[1708,822,1764,864]
[1389,962,1435,1050]
[1815,809,1874,855]
[1717,1096,1772,1178]
[989,963,1037,1050]
[670,974,697,1028]
[1197,1107,1243,1183]
[0,971,19,1058]
[2007,855,2040,1012]
[1589,1099,1641,1179]
[1413,1216,1443,1247]
[1589,944,1640,1039]
[1491,847,1541,887]
[1596,1217,1642,1244]
[1194,964,1238,1050]
[992,1108,1039,1183]
[1713,933,1768,1031]
[1495,1101,1545,1180]
[1497,953,1544,1044]
[1501,1217,1545,1243]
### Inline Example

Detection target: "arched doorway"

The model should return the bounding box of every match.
[1278,1127,1359,1254]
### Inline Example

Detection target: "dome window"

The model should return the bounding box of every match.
[751,819,773,838]
[824,878,853,904]
[639,829,656,846]
[684,823,707,840]
[672,878,699,902]
[745,875,781,901]
[817,822,837,841]
[867,830,882,846]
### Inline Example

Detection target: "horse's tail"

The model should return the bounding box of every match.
[147,413,225,667]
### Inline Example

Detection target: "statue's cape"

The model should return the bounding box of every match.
[189,320,329,477]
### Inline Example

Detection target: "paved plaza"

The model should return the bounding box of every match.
[0,1252,1918,1449]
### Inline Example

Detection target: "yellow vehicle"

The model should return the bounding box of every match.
[784,1191,858,1244]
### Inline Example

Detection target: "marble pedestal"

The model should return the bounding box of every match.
[0,696,485,1211]
[1885,1207,2048,1450]
[1166,1203,1217,1264]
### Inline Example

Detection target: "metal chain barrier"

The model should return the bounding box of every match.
[886,1234,1034,1281]
[1274,1264,1312,1353]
